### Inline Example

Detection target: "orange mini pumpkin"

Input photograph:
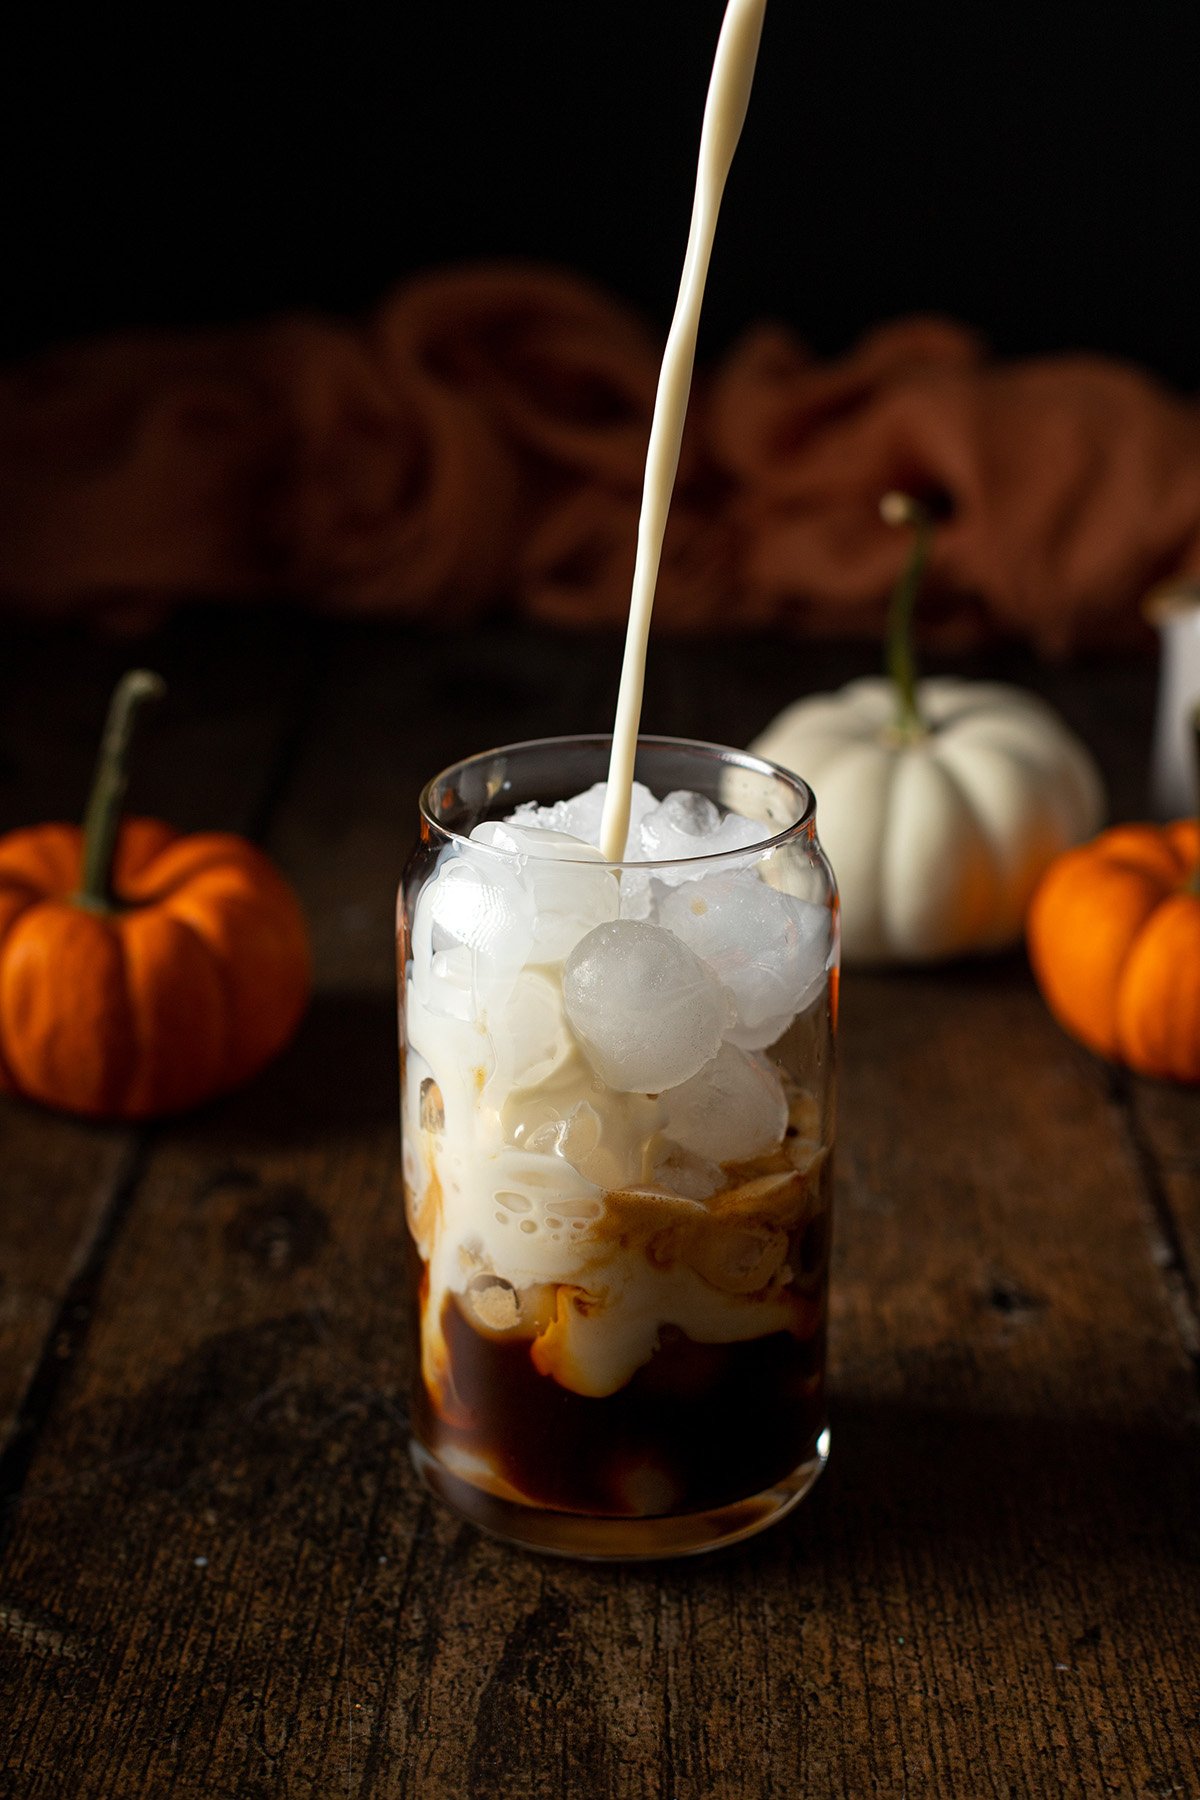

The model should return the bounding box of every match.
[1027,819,1200,1083]
[0,671,310,1119]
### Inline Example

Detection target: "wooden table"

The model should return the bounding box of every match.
[1,614,1197,1799]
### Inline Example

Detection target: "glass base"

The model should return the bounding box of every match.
[409,1426,830,1562]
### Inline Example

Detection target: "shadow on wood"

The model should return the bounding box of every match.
[724,1395,1200,1584]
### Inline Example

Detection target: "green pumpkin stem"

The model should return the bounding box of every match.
[881,491,934,735]
[77,670,166,912]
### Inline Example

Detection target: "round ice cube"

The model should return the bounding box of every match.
[411,847,533,1012]
[470,819,619,963]
[635,790,766,884]
[507,780,658,857]
[562,919,735,1093]
[662,1042,788,1164]
[657,870,830,1048]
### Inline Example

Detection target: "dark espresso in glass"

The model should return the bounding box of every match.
[408,1123,832,1528]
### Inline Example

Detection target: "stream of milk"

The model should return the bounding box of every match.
[597,0,770,862]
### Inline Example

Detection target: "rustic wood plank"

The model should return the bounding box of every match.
[0,612,322,1461]
[816,968,1200,1800]
[1125,1078,1200,1370]
[1,625,1197,1800]
[0,623,623,1799]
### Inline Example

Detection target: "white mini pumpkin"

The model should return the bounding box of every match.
[753,677,1104,964]
[750,495,1105,965]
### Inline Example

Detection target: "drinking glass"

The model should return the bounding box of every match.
[397,736,838,1558]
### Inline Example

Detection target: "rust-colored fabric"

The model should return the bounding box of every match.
[3,264,1199,649]
[709,318,1200,651]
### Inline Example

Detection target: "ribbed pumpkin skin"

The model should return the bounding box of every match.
[0,817,310,1119]
[1027,820,1200,1083]
[752,678,1104,964]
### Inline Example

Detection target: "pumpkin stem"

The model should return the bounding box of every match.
[77,670,166,912]
[881,491,933,736]
[1191,700,1200,897]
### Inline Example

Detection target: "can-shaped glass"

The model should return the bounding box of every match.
[398,736,838,1559]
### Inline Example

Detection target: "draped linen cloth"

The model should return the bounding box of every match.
[3,263,1198,648]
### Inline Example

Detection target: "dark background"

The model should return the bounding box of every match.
[5,0,1200,380]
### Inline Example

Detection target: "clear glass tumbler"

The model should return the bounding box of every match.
[397,736,838,1559]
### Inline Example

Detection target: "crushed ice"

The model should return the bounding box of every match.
[407,778,832,1204]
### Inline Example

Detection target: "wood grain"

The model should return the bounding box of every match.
[0,621,1197,1799]
[1126,1077,1200,1372]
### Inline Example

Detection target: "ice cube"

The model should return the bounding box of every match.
[618,868,655,921]
[424,946,476,1020]
[470,820,618,962]
[662,1042,788,1164]
[403,981,492,1144]
[682,1220,789,1296]
[553,1100,636,1190]
[638,789,720,856]
[487,967,574,1094]
[411,847,533,1011]
[657,870,830,1048]
[634,790,766,883]
[504,1085,662,1190]
[562,919,735,1093]
[650,1144,725,1200]
[508,780,657,857]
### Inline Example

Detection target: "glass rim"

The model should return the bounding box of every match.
[418,733,816,870]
